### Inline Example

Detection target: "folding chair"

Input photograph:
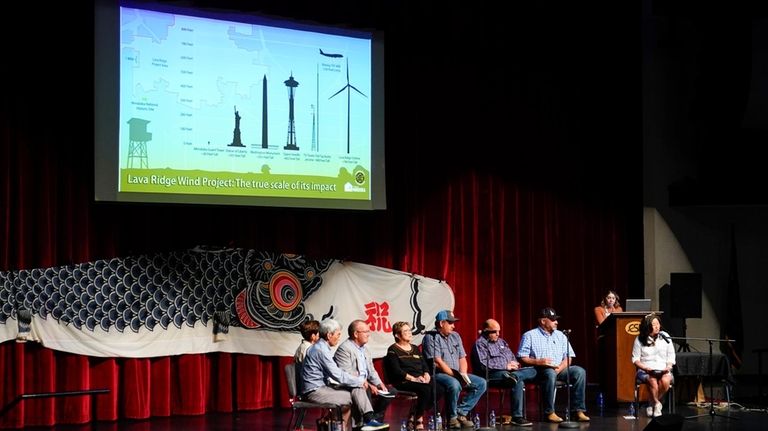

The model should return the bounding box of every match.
[284,363,344,431]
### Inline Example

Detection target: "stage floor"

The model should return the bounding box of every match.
[21,398,768,431]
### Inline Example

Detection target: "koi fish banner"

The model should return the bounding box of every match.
[0,248,454,358]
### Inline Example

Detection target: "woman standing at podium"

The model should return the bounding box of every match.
[594,290,623,326]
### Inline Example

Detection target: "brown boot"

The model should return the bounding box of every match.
[546,412,563,423]
[457,415,474,428]
[575,411,590,422]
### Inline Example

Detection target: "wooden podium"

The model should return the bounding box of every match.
[597,311,661,403]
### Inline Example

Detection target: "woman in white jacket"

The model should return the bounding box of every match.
[632,313,676,417]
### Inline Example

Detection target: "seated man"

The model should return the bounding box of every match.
[302,318,388,431]
[422,310,487,429]
[334,320,394,424]
[517,307,589,423]
[471,318,535,427]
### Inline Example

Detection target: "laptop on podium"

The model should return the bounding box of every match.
[625,298,652,312]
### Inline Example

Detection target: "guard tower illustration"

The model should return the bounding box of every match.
[127,118,152,169]
[229,106,245,147]
[284,73,300,151]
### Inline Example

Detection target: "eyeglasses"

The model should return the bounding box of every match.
[356,329,371,334]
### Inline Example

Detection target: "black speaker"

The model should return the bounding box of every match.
[658,283,683,337]
[670,272,702,318]
[643,414,684,431]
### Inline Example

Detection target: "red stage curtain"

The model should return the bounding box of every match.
[0,341,289,428]
[1,91,630,429]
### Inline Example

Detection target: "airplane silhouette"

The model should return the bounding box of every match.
[319,49,343,58]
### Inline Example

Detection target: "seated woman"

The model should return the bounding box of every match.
[594,290,623,326]
[632,313,675,417]
[383,321,434,430]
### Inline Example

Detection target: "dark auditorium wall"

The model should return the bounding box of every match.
[642,4,768,395]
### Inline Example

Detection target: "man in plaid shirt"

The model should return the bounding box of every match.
[517,307,590,423]
[472,318,535,426]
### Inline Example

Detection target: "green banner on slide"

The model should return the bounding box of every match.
[120,167,370,200]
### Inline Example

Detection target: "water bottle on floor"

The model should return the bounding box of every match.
[473,413,481,429]
[597,391,605,413]
[435,412,443,430]
[628,402,636,418]
[401,419,408,431]
[489,410,496,427]
[428,415,435,430]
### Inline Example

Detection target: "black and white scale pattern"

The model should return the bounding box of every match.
[0,248,334,333]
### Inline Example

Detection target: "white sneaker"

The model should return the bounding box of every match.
[653,403,663,417]
[646,405,654,417]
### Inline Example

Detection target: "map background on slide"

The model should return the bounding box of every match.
[118,6,372,178]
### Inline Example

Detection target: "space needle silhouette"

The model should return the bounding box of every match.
[329,58,366,154]
[284,73,300,151]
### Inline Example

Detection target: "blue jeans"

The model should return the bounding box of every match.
[488,367,538,418]
[435,372,487,419]
[537,366,587,413]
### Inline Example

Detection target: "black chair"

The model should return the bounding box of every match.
[283,363,345,431]
[482,379,523,425]
[523,379,569,420]
[470,351,518,420]
[384,384,419,425]
[633,377,675,418]
[485,380,513,414]
[484,376,566,421]
[382,361,428,424]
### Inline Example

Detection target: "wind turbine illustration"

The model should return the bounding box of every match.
[329,58,367,154]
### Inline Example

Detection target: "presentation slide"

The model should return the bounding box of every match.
[95,1,385,209]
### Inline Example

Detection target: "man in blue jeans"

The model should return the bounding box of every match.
[517,307,590,423]
[472,318,535,426]
[422,310,487,429]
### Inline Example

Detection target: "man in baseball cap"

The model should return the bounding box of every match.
[423,309,486,428]
[435,309,459,322]
[540,307,560,321]
[516,307,590,423]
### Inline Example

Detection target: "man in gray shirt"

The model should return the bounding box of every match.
[422,310,487,429]
[302,318,388,431]
[335,320,393,425]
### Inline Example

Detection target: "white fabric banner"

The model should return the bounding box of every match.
[0,251,453,358]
